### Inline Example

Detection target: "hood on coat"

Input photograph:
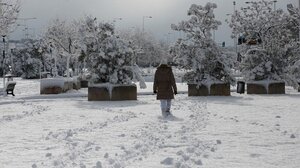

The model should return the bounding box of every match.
[157,64,171,69]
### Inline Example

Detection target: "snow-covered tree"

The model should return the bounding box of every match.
[11,40,43,79]
[39,40,54,75]
[228,0,299,87]
[286,4,300,82]
[170,3,235,85]
[287,3,300,40]
[44,18,81,77]
[0,0,20,76]
[0,0,19,35]
[287,41,300,79]
[79,16,135,84]
[9,39,58,78]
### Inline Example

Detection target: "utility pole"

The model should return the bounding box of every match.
[2,35,6,88]
[142,16,152,34]
[273,0,277,10]
[140,16,152,65]
[112,17,122,27]
[233,1,238,55]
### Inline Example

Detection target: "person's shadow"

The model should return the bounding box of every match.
[158,115,184,122]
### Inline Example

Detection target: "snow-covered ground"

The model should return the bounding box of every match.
[0,78,300,168]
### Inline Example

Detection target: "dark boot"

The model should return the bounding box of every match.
[165,111,171,117]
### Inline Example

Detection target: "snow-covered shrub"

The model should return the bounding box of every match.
[79,16,135,84]
[228,0,299,88]
[170,3,235,85]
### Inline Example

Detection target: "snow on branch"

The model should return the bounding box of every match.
[0,0,20,35]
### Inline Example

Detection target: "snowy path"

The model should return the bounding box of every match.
[37,96,218,168]
[0,80,300,168]
[0,95,220,168]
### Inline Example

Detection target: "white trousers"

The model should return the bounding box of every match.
[160,99,171,113]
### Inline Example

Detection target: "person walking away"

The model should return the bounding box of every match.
[153,60,177,117]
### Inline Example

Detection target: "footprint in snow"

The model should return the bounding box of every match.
[290,134,296,139]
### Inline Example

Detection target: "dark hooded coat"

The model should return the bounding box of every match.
[153,64,177,100]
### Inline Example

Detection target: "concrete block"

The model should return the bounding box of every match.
[88,85,137,101]
[188,83,230,96]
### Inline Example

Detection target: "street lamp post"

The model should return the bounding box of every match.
[233,1,236,12]
[2,35,6,88]
[112,17,122,28]
[164,32,172,45]
[273,0,277,10]
[16,24,27,39]
[17,17,37,40]
[113,17,122,22]
[142,16,152,34]
[139,16,152,65]
[49,42,57,77]
[233,1,238,55]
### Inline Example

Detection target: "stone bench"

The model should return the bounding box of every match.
[188,83,230,96]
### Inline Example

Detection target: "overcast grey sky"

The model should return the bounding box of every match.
[12,0,297,46]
